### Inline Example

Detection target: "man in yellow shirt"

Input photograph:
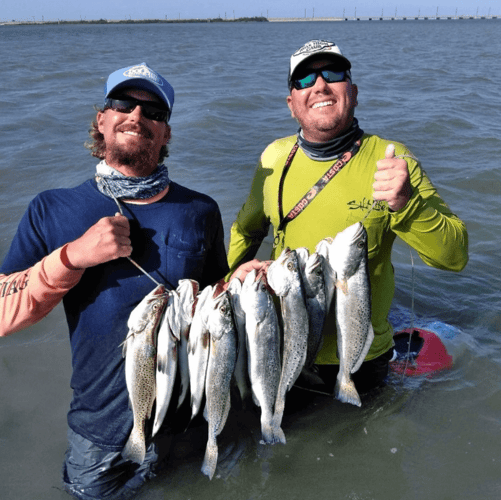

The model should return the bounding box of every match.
[226,39,468,394]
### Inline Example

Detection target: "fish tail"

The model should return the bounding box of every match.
[270,411,286,444]
[334,373,362,407]
[122,427,146,464]
[263,424,286,445]
[274,426,287,445]
[201,436,218,480]
[261,413,286,445]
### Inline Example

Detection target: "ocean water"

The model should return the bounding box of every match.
[1,19,501,500]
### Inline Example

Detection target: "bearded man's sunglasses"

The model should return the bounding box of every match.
[104,96,170,123]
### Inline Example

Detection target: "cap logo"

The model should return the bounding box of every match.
[123,64,164,87]
[293,40,337,58]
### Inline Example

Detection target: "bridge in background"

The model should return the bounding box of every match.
[268,15,498,22]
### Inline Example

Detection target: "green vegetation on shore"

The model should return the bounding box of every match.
[2,16,269,26]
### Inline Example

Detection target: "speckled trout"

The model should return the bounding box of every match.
[187,284,213,421]
[152,291,180,437]
[267,248,309,441]
[175,279,199,409]
[122,285,169,464]
[296,248,333,368]
[315,237,337,313]
[201,289,238,479]
[227,277,251,406]
[240,269,284,444]
[329,222,374,407]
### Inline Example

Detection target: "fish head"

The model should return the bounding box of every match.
[267,248,301,297]
[227,276,242,296]
[127,284,167,332]
[255,268,270,291]
[294,247,310,273]
[228,276,253,325]
[206,290,235,341]
[329,222,368,279]
[189,284,214,335]
[304,252,325,291]
[166,291,182,341]
[255,269,274,310]
[227,276,244,316]
[239,269,272,320]
[212,279,226,299]
[240,269,258,307]
[242,269,257,289]
[315,238,332,260]
[176,279,199,323]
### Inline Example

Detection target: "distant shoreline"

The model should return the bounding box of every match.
[0,17,269,26]
[1,15,498,26]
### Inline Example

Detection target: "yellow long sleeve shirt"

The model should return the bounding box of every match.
[227,133,468,364]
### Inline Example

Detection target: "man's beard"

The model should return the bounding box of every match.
[105,142,158,176]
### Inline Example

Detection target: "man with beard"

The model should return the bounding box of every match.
[226,40,468,396]
[0,63,229,499]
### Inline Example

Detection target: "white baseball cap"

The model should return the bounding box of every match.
[288,40,351,88]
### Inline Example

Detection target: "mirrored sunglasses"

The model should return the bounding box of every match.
[104,96,170,123]
[291,68,348,90]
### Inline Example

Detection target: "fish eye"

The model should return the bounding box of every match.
[220,305,227,314]
[287,262,294,271]
[357,241,365,248]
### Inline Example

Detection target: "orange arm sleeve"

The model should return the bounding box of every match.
[0,245,84,337]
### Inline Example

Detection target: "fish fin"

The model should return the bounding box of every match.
[177,387,188,410]
[152,380,174,437]
[251,389,260,408]
[334,373,361,407]
[156,320,169,374]
[157,352,168,375]
[122,428,146,464]
[189,401,200,424]
[151,414,162,438]
[120,330,135,357]
[335,279,349,295]
[221,390,232,431]
[201,435,218,480]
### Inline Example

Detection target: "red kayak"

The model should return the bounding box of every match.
[389,327,454,376]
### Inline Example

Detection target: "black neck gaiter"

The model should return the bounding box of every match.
[297,118,364,161]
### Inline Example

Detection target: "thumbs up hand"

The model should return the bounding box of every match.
[373,144,413,212]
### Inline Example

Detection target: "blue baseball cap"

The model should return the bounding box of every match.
[104,63,174,119]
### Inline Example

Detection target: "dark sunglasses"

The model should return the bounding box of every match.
[291,67,348,90]
[104,96,170,123]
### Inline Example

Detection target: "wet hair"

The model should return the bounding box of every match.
[84,106,170,162]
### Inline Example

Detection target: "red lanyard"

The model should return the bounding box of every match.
[276,138,361,236]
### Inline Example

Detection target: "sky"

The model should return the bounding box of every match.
[1,0,498,22]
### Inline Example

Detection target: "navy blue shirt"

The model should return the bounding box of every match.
[1,179,229,449]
